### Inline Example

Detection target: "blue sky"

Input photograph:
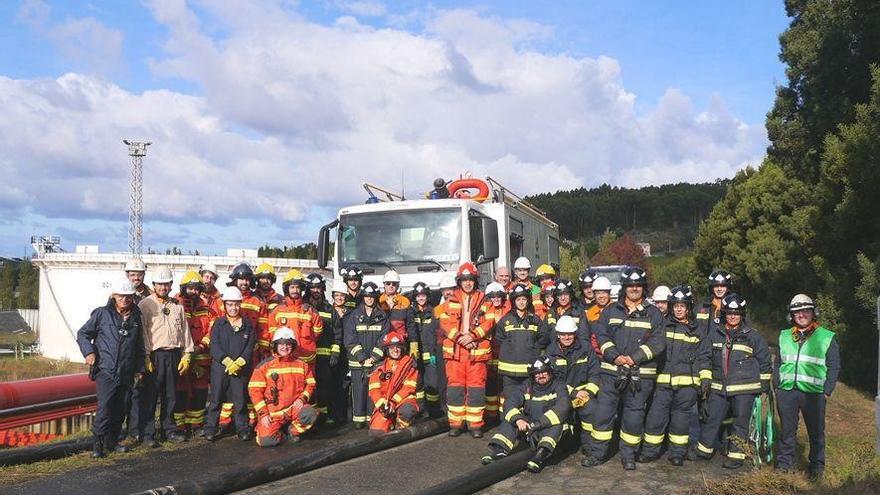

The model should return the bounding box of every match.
[0,1,789,257]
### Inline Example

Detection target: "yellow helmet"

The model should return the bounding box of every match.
[254,262,276,283]
[282,269,304,285]
[535,264,556,278]
[179,270,204,291]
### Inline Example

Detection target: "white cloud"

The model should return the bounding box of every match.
[2,1,767,238]
[334,1,387,17]
[17,0,125,76]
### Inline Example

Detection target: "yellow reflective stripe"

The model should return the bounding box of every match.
[580,421,593,432]
[248,381,267,388]
[271,367,306,374]
[624,320,652,329]
[639,344,653,360]
[491,433,514,450]
[608,318,623,325]
[241,303,261,311]
[759,373,772,381]
[732,344,752,353]
[728,452,747,460]
[643,433,664,445]
[471,347,491,356]
[348,360,363,367]
[726,382,762,392]
[504,407,521,422]
[253,400,267,411]
[392,394,403,403]
[696,313,709,320]
[657,374,700,386]
[699,369,712,380]
[586,382,599,395]
[600,341,615,352]
[697,442,714,454]
[554,358,568,367]
[369,382,381,390]
[620,430,641,445]
[591,429,613,441]
[422,352,432,361]
[538,436,557,449]
[404,380,418,387]
[665,331,701,343]
[530,393,557,402]
[316,348,332,356]
[543,409,560,426]
[669,434,689,445]
[600,362,618,372]
[350,344,364,355]
[448,302,462,309]
[498,362,529,374]
[374,398,386,408]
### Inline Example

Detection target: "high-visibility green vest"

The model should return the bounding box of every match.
[778,326,835,393]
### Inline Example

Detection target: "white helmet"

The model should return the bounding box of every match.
[592,276,612,292]
[222,286,243,302]
[199,263,218,277]
[152,267,173,284]
[789,294,815,312]
[513,257,531,270]
[383,270,401,284]
[651,285,671,303]
[331,279,348,294]
[555,315,578,334]
[112,278,136,296]
[485,282,506,295]
[272,327,297,343]
[124,258,146,272]
[439,274,457,289]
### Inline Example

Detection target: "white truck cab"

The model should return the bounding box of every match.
[317,176,560,292]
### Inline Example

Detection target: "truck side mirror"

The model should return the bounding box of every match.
[317,220,338,269]
[481,217,499,262]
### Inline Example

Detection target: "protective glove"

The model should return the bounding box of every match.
[222,356,235,374]
[227,362,241,376]
[428,355,437,367]
[234,357,247,368]
[700,380,711,400]
[145,354,155,374]
[177,353,192,375]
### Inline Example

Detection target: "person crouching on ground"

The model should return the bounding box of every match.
[368,332,420,434]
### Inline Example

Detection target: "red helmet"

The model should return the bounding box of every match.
[456,262,479,283]
[541,279,556,295]
[381,332,407,348]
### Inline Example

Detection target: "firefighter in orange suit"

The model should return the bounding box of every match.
[368,332,420,433]
[254,263,285,314]
[439,262,490,438]
[174,271,214,436]
[249,327,318,446]
[268,271,323,368]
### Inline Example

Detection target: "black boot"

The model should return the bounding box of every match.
[722,457,744,469]
[481,445,508,465]
[621,457,637,470]
[669,456,684,466]
[527,447,552,473]
[91,436,106,459]
[448,427,463,437]
[580,455,601,467]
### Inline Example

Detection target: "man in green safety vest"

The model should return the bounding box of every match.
[774,294,840,482]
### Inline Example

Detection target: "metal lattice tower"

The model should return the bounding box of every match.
[123,140,151,256]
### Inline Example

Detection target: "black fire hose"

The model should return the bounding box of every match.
[415,448,532,495]
[130,418,449,495]
[0,437,94,467]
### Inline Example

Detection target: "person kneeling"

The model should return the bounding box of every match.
[249,327,318,447]
[369,332,420,434]
[482,357,570,473]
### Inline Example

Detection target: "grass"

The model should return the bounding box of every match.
[0,329,36,347]
[0,436,202,485]
[697,383,880,495]
[0,356,89,382]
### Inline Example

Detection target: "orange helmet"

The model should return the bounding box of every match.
[456,262,479,283]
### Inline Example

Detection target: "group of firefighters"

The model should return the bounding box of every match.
[76,256,839,481]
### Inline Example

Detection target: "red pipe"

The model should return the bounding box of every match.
[0,374,96,410]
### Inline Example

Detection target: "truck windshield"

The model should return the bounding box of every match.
[339,209,461,266]
[593,267,623,284]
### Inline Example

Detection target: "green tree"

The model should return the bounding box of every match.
[0,263,17,310]
[16,261,39,309]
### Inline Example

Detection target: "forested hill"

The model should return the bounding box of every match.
[526,181,729,240]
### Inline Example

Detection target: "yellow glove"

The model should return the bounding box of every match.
[222,357,235,374]
[177,353,192,375]
[234,357,246,368]
[145,355,155,374]
[227,362,241,376]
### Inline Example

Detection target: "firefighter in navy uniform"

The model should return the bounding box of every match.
[409,282,440,416]
[774,294,840,481]
[329,280,353,423]
[343,282,390,428]
[340,265,364,310]
[695,293,772,469]
[697,270,732,329]
[482,356,570,473]
[544,278,590,348]
[575,269,598,313]
[204,287,257,441]
[496,283,552,401]
[306,273,343,423]
[545,315,600,457]
[77,279,146,458]
[583,266,666,470]
[640,285,710,466]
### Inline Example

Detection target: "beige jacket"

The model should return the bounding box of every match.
[139,294,194,353]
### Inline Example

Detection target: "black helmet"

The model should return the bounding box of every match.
[528,356,554,377]
[620,266,648,287]
[411,282,431,297]
[360,281,380,298]
[720,293,747,315]
[578,269,597,288]
[708,270,732,287]
[668,284,694,306]
[341,265,364,281]
[306,272,326,289]
[554,279,575,296]
[227,263,255,287]
[509,283,532,301]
